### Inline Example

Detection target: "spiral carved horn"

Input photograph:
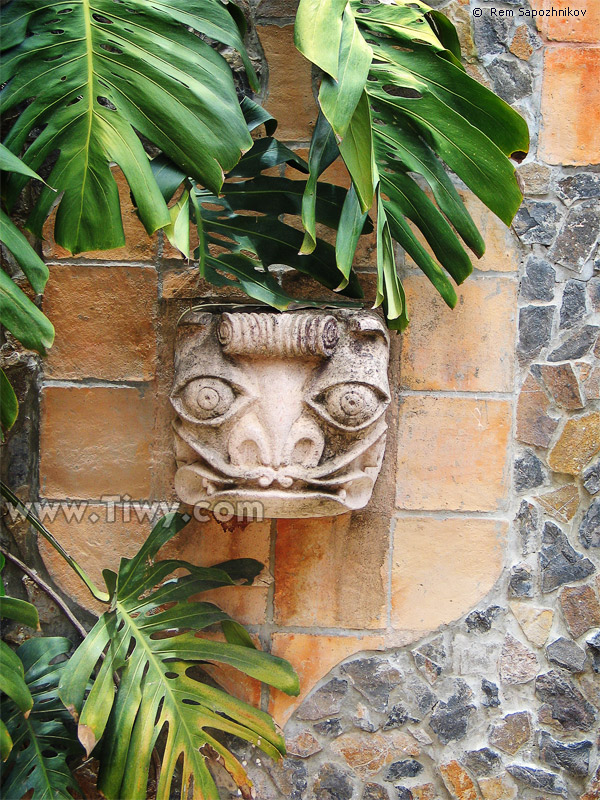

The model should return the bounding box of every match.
[217,312,339,358]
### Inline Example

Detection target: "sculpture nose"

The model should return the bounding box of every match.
[228,411,324,480]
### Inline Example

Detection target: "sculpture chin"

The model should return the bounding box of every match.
[171,309,390,519]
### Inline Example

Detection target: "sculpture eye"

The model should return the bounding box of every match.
[317,382,382,428]
[181,377,236,421]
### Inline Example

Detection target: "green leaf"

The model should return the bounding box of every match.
[0,596,40,630]
[427,9,462,60]
[300,111,341,254]
[0,143,46,185]
[0,720,12,762]
[0,270,55,354]
[196,178,365,298]
[1,0,254,254]
[240,96,278,136]
[0,210,49,294]
[294,0,349,79]
[0,640,33,716]
[380,170,471,286]
[376,191,408,330]
[338,91,377,212]
[0,369,18,435]
[298,0,528,325]
[59,513,299,800]
[335,184,368,289]
[374,122,484,258]
[319,6,373,140]
[163,189,191,259]
[204,254,305,310]
[1,637,81,800]
[229,137,309,179]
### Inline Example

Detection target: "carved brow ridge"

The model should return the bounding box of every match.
[217,311,340,358]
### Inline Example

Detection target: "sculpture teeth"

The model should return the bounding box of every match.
[258,475,272,488]
[202,479,216,496]
[337,488,347,500]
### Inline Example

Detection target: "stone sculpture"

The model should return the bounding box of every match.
[171,309,390,517]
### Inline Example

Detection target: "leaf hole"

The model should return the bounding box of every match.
[67,95,83,106]
[165,671,178,679]
[92,13,113,23]
[44,54,63,61]
[50,29,65,34]
[357,6,371,12]
[202,202,226,211]
[412,38,430,45]
[382,85,422,99]
[182,699,200,706]
[57,7,73,12]
[100,42,123,54]
[97,96,117,110]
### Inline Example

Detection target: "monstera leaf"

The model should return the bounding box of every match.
[153,100,369,309]
[295,0,529,328]
[0,0,257,255]
[0,146,55,435]
[0,554,40,763]
[58,512,299,800]
[1,637,82,799]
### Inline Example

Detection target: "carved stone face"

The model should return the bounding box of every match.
[171,309,390,517]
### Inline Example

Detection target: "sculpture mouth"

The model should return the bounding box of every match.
[173,460,379,515]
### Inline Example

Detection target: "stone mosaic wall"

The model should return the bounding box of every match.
[1,0,599,798]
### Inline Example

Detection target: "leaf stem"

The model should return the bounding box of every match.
[0,483,110,603]
[0,546,88,639]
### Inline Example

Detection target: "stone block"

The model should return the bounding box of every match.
[44,265,157,380]
[559,584,600,637]
[274,513,388,629]
[548,412,600,475]
[517,305,554,363]
[391,518,505,631]
[499,633,539,685]
[538,363,584,409]
[396,397,511,512]
[439,760,478,800]
[516,372,559,448]
[509,601,553,646]
[489,711,532,755]
[399,276,517,392]
[531,0,600,42]
[477,774,518,800]
[549,201,600,273]
[546,637,588,672]
[40,386,154,499]
[539,46,600,165]
[535,484,580,523]
[257,25,317,141]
